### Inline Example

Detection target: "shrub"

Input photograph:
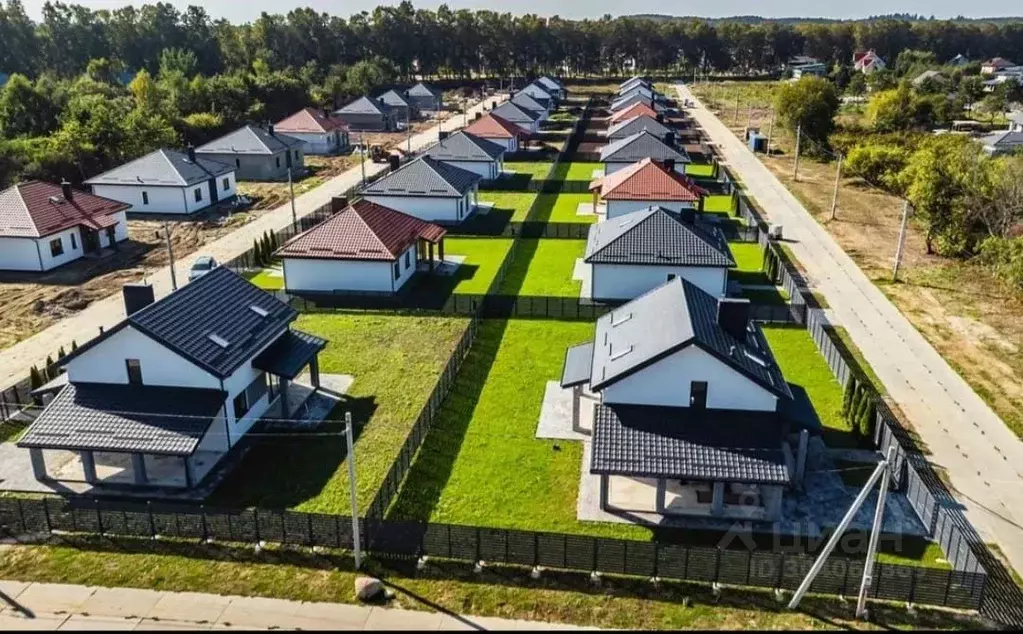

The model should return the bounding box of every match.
[976,236,1023,289]
[843,144,909,191]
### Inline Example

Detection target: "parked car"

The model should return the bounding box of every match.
[188,255,218,282]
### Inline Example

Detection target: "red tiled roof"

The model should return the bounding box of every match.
[609,102,659,124]
[463,113,527,139]
[276,200,446,262]
[0,181,128,239]
[589,158,707,202]
[274,107,348,134]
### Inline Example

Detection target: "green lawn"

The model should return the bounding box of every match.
[497,239,586,296]
[244,265,284,290]
[554,161,603,181]
[504,161,555,181]
[411,237,513,296]
[210,313,470,513]
[685,163,716,178]
[741,287,790,306]
[703,194,736,214]
[477,191,537,222]
[533,192,596,223]
[728,242,771,286]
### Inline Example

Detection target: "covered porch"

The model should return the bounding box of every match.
[253,329,328,418]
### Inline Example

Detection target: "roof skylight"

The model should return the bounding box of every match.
[208,333,230,348]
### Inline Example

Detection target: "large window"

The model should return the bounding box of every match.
[404,250,411,269]
[393,261,400,280]
[70,233,77,250]
[276,156,281,168]
[49,238,63,257]
[233,391,249,420]
[126,359,143,385]
[234,374,268,421]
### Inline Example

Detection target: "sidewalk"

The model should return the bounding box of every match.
[0,580,591,631]
[0,97,504,393]
[675,84,1023,577]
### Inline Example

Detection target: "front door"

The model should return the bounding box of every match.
[81,229,100,254]
[208,178,219,205]
[690,381,708,410]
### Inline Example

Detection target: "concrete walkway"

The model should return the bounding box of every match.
[0,96,505,393]
[675,84,1023,576]
[0,580,592,630]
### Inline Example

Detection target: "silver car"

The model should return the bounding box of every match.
[188,255,218,282]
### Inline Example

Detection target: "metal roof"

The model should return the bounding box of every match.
[491,101,540,125]
[560,342,595,388]
[584,207,735,268]
[537,77,563,91]
[407,82,441,98]
[610,93,658,113]
[609,102,660,124]
[275,107,349,134]
[424,131,506,162]
[18,382,226,456]
[614,86,653,103]
[252,329,326,380]
[590,403,790,484]
[362,156,482,198]
[600,131,690,164]
[511,92,548,114]
[0,181,129,239]
[197,125,305,156]
[607,115,672,140]
[377,89,411,107]
[337,95,390,116]
[981,131,1023,148]
[619,76,650,89]
[84,149,234,188]
[590,157,706,201]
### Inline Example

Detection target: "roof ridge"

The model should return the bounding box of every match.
[350,204,396,257]
[418,156,460,195]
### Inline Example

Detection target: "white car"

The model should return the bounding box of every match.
[188,255,218,282]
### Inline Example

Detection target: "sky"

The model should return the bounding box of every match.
[18,0,1023,23]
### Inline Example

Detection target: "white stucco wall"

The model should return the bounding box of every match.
[442,160,500,179]
[195,411,231,453]
[91,175,235,215]
[602,346,779,411]
[0,237,45,271]
[0,210,129,272]
[605,199,696,219]
[284,131,348,155]
[283,243,417,294]
[591,264,728,300]
[362,193,472,223]
[36,226,85,271]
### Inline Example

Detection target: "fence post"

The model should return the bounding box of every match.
[200,506,209,542]
[147,501,156,538]
[94,499,103,536]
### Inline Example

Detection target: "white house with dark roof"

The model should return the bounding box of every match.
[619,76,650,92]
[606,114,672,141]
[600,131,690,175]
[1007,111,1023,133]
[423,130,507,180]
[610,92,664,115]
[0,181,130,272]
[336,95,398,131]
[377,89,416,123]
[18,266,326,490]
[979,130,1023,156]
[516,85,553,112]
[276,199,447,295]
[407,82,443,113]
[360,155,483,224]
[510,92,550,121]
[589,157,707,218]
[84,148,236,215]
[196,124,306,181]
[274,107,350,155]
[536,76,564,100]
[490,101,541,134]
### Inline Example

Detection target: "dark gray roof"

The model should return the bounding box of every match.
[424,131,506,162]
[84,149,234,187]
[607,115,672,140]
[362,156,482,198]
[337,95,389,115]
[615,86,654,103]
[253,329,326,380]
[197,125,304,156]
[619,76,650,89]
[491,101,540,125]
[408,82,441,98]
[18,382,226,456]
[584,207,735,268]
[512,92,547,114]
[600,131,690,164]
[377,89,410,107]
[589,278,792,398]
[538,76,563,91]
[610,93,662,114]
[561,342,594,388]
[981,131,1023,148]
[591,403,790,484]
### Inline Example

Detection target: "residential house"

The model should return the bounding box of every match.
[599,131,690,175]
[273,107,350,155]
[1009,111,1023,133]
[979,131,1023,156]
[619,76,650,91]
[615,85,654,103]
[610,93,663,114]
[609,102,660,125]
[583,206,734,300]
[276,200,447,295]
[407,82,444,113]
[195,125,306,182]
[18,266,327,490]
[521,82,556,106]
[377,89,417,124]
[336,96,397,131]
[85,148,236,215]
[911,69,944,88]
[948,54,970,67]
[424,130,507,180]
[490,101,541,134]
[606,114,672,141]
[786,55,819,68]
[791,63,828,79]
[537,76,565,100]
[560,278,803,521]
[510,92,550,121]
[0,181,129,272]
[982,57,1015,74]
[360,156,483,224]
[853,49,886,73]
[463,113,527,152]
[589,157,706,218]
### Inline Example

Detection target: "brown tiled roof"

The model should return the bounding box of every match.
[276,200,446,262]
[0,181,128,239]
[275,107,349,134]
[463,113,527,139]
[609,102,659,124]
[589,158,707,202]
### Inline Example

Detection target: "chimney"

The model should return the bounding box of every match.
[323,107,331,120]
[664,131,675,146]
[475,111,482,120]
[439,130,450,141]
[268,123,275,136]
[663,158,676,173]
[123,282,155,317]
[717,297,751,340]
[60,179,74,201]
[388,154,400,172]
[187,144,196,163]
[330,195,349,213]
[655,113,664,123]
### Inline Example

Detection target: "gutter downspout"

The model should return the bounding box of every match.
[34,238,45,271]
[220,377,232,449]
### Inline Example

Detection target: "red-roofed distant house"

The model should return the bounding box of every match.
[589,157,708,219]
[463,113,528,152]
[609,101,660,125]
[853,49,886,74]
[276,199,447,294]
[274,107,350,155]
[0,180,129,271]
[981,57,1015,74]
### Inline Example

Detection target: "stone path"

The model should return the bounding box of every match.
[0,580,594,631]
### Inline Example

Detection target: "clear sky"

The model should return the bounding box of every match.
[18,0,1022,23]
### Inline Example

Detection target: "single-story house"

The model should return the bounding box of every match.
[560,277,804,521]
[610,93,661,114]
[609,101,660,125]
[85,148,236,215]
[489,101,541,134]
[589,157,706,218]
[360,155,483,224]
[196,124,306,182]
[787,55,819,68]
[274,107,350,155]
[599,131,690,175]
[377,89,417,123]
[1009,111,1023,133]
[791,63,828,79]
[948,54,970,67]
[606,114,672,141]
[619,76,650,91]
[424,130,506,180]
[463,113,527,152]
[407,82,443,113]
[853,49,886,73]
[981,57,1015,74]
[911,69,944,88]
[614,85,654,104]
[583,206,734,300]
[510,92,550,120]
[0,180,130,272]
[276,199,447,295]
[521,82,555,106]
[979,131,1023,156]
[336,95,397,131]
[18,266,326,490]
[537,76,564,100]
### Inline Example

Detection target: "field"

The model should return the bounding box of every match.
[477,191,538,222]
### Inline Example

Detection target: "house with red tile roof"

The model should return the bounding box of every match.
[0,180,130,272]
[853,49,886,74]
[463,113,527,152]
[589,157,707,219]
[609,102,660,125]
[274,107,350,155]
[276,199,447,294]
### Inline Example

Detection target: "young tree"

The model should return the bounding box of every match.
[773,76,840,157]
[0,74,58,137]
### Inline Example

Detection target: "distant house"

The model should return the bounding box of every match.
[589,157,706,218]
[277,200,447,295]
[615,85,654,103]
[537,76,565,100]
[423,130,507,180]
[196,125,306,182]
[0,181,129,272]
[510,92,550,121]
[948,54,970,68]
[407,82,443,113]
[85,148,236,215]
[521,82,555,105]
[560,278,803,521]
[336,96,397,131]
[584,206,734,301]
[610,92,663,114]
[463,113,527,152]
[911,69,944,88]
[1009,111,1023,133]
[0,71,10,87]
[490,101,541,134]
[791,63,828,79]
[609,102,660,125]
[982,57,1015,74]
[360,156,483,224]
[606,114,672,141]
[599,131,690,175]
[619,75,650,91]
[274,107,350,155]
[979,131,1023,156]
[853,49,886,74]
[19,266,326,490]
[787,55,819,68]
[377,89,417,123]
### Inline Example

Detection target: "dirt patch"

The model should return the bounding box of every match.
[236,155,354,211]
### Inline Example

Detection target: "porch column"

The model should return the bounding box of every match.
[279,377,290,417]
[592,190,598,213]
[794,429,809,489]
[310,357,321,389]
[429,241,435,270]
[29,448,47,481]
[438,239,445,265]
[599,474,610,510]
[81,450,98,484]
[655,478,667,514]
[711,481,725,516]
[131,453,148,484]
[571,384,581,433]
[183,457,194,489]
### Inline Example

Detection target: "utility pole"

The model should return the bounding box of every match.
[792,123,802,181]
[406,107,412,154]
[287,167,297,229]
[733,91,741,126]
[163,222,177,290]
[829,153,843,220]
[345,411,362,569]
[359,131,367,187]
[856,446,896,620]
[766,109,775,156]
[892,200,912,282]
[746,104,753,131]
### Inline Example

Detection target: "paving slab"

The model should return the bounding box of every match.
[58,614,140,630]
[135,618,213,631]
[536,380,595,441]
[214,596,301,629]
[0,579,31,609]
[78,587,162,619]
[0,612,67,630]
[15,583,96,616]
[295,601,372,629]
[145,591,230,624]
[363,607,445,631]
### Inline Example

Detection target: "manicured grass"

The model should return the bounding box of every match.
[703,194,736,214]
[211,313,470,513]
[504,161,555,181]
[741,287,790,305]
[533,192,596,223]
[244,265,284,290]
[415,237,513,296]
[497,239,586,297]
[728,242,770,286]
[0,420,29,443]
[554,161,603,181]
[685,163,716,178]
[477,191,537,222]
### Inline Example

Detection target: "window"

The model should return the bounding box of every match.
[690,381,708,410]
[404,250,411,268]
[233,374,267,422]
[276,156,281,168]
[235,158,241,168]
[70,233,77,250]
[126,359,143,385]
[233,391,249,420]
[393,261,400,280]
[49,238,64,257]
[194,187,203,203]
[222,177,230,191]
[293,149,299,160]
[142,191,149,205]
